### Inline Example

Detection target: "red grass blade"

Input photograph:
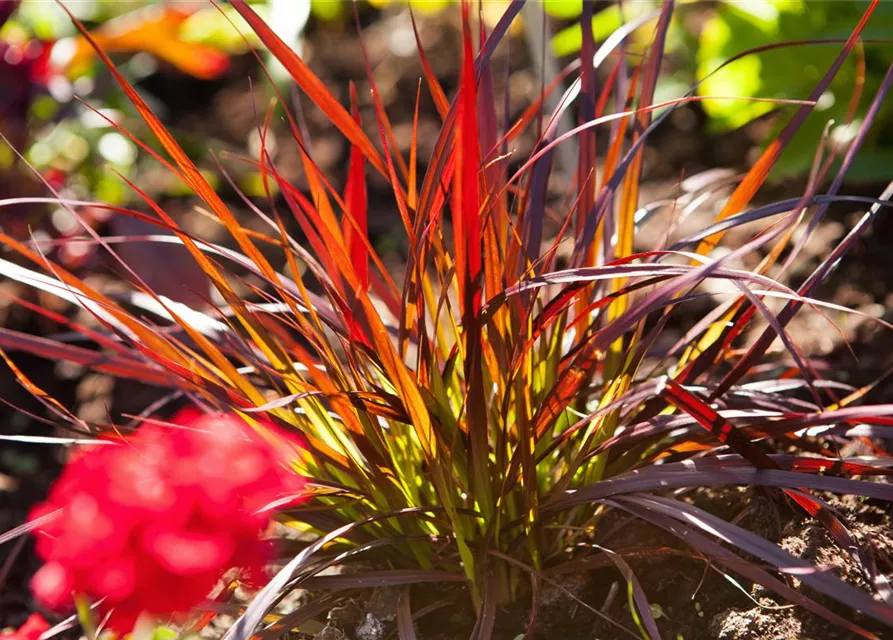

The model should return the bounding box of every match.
[342,83,369,293]
[300,570,465,589]
[660,379,778,468]
[0,328,169,387]
[451,2,494,543]
[453,2,482,318]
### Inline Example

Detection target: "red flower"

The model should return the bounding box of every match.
[0,614,50,640]
[29,409,307,633]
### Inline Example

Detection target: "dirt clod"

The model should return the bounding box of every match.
[327,600,362,629]
[710,606,804,640]
[365,588,399,622]
[312,624,347,640]
[355,613,385,640]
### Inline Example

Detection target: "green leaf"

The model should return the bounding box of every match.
[311,0,345,22]
[179,4,266,53]
[696,0,819,132]
[550,3,655,57]
[543,0,583,19]
[551,22,583,57]
[409,0,451,13]
[152,626,178,640]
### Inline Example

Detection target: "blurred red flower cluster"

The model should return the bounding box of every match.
[28,408,306,632]
[0,614,49,640]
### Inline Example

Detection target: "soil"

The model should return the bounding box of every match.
[236,488,891,639]
[3,4,893,640]
[251,487,892,640]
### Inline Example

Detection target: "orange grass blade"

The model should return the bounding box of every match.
[0,231,209,379]
[410,9,450,121]
[60,4,301,386]
[408,81,422,210]
[229,0,387,177]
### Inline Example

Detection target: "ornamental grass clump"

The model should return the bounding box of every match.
[3,0,893,638]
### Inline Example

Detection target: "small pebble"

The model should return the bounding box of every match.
[355,613,384,640]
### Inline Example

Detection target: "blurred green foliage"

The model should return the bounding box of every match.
[1,0,298,212]
[551,1,649,57]
[549,0,893,181]
[11,0,892,189]
[698,0,893,179]
[311,0,583,20]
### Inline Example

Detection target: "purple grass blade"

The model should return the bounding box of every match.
[605,497,878,638]
[475,0,524,80]
[544,465,893,511]
[575,0,596,241]
[258,591,354,639]
[621,494,893,627]
[522,147,553,269]
[593,545,662,640]
[469,569,498,640]
[731,282,823,405]
[711,57,893,401]
[0,509,60,546]
[224,508,460,640]
[671,195,893,249]
[396,589,417,640]
[301,570,465,590]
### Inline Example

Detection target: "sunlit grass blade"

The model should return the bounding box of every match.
[229,0,387,177]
